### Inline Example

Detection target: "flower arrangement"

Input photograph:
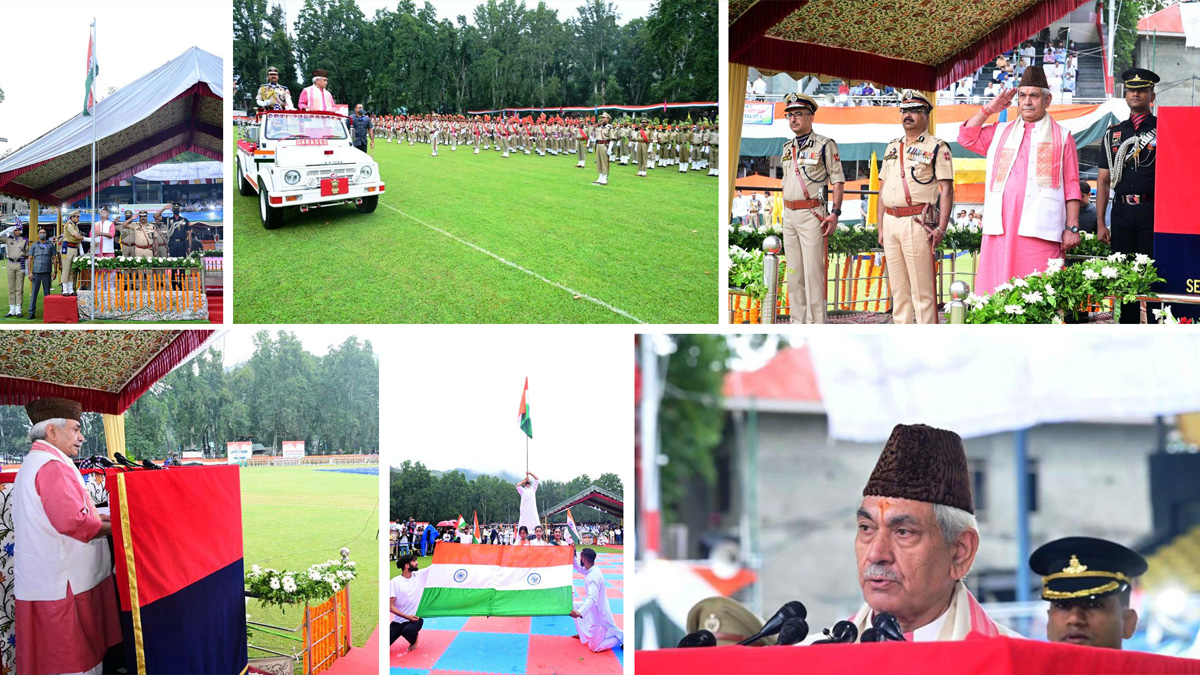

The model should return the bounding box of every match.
[72,253,203,270]
[1068,231,1112,258]
[963,253,1162,324]
[245,559,357,610]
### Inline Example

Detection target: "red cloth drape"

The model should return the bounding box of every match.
[637,636,1200,675]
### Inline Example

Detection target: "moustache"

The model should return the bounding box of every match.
[864,564,901,581]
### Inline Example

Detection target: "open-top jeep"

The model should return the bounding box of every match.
[236,110,385,229]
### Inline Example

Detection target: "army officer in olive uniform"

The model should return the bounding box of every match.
[1098,68,1160,324]
[877,90,954,324]
[780,93,844,324]
[1030,536,1147,650]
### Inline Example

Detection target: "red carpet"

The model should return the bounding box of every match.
[206,291,223,323]
[327,626,379,675]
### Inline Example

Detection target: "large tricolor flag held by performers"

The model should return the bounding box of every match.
[83,21,99,115]
[519,377,533,438]
[416,543,572,617]
[566,507,583,545]
[108,465,248,674]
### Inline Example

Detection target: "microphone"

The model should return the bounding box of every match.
[113,452,140,470]
[872,612,906,641]
[859,627,883,642]
[141,459,164,470]
[677,630,716,648]
[735,601,807,646]
[812,620,859,644]
[776,617,809,645]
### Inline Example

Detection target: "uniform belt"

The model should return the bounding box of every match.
[784,199,821,210]
[885,205,927,217]
[64,242,79,248]
[1117,194,1152,205]
[596,140,610,144]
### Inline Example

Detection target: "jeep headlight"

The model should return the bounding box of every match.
[284,170,301,185]
[359,165,374,180]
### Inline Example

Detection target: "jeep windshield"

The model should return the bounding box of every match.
[263,114,348,141]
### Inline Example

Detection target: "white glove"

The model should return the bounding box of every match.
[0,226,16,237]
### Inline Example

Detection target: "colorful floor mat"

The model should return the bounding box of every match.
[388,552,624,675]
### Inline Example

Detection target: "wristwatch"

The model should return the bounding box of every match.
[831,208,842,216]
[1066,226,1080,233]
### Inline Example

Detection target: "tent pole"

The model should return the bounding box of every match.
[89,18,97,322]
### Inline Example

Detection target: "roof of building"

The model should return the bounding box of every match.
[723,346,823,413]
[1138,3,1185,35]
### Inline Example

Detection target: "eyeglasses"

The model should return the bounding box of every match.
[785,112,811,120]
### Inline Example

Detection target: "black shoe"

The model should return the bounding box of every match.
[26,315,33,320]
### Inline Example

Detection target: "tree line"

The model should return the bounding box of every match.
[390,459,623,525]
[233,0,716,115]
[0,330,379,461]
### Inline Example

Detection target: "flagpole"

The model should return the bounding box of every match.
[89,18,97,322]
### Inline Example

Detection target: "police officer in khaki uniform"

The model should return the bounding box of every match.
[594,112,612,185]
[60,210,84,295]
[708,121,720,177]
[876,90,954,324]
[633,119,650,177]
[780,92,844,324]
[126,212,156,258]
[0,223,29,317]
[684,597,767,647]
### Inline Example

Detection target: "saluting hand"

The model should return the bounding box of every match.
[983,88,1017,117]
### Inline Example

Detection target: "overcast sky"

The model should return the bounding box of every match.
[0,1,230,153]
[274,0,652,30]
[380,329,631,485]
[203,327,382,368]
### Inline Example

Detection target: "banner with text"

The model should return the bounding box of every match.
[226,442,251,464]
[281,441,305,459]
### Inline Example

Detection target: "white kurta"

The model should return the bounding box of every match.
[572,556,623,652]
[517,478,540,533]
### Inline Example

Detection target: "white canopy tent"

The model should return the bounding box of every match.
[0,46,223,205]
[807,334,1200,443]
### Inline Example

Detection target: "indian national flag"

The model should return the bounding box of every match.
[416,543,573,617]
[83,23,99,116]
[565,508,583,545]
[518,377,532,438]
[457,514,468,536]
[472,511,481,544]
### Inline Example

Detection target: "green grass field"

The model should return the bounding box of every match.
[0,272,62,322]
[242,465,379,661]
[233,136,718,323]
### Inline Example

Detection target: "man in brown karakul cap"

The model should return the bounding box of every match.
[843,423,1021,642]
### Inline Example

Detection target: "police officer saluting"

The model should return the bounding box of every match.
[780,92,844,324]
[1029,536,1147,650]
[1098,68,1159,323]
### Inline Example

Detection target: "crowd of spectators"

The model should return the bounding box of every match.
[389,517,622,559]
[747,34,1084,109]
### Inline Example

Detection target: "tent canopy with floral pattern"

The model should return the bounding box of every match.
[0,47,222,205]
[0,330,218,414]
[727,0,1093,208]
[543,485,623,519]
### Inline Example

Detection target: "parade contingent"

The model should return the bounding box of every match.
[368,111,718,185]
[776,65,1160,324]
[253,64,717,185]
[679,424,1149,650]
[0,204,196,318]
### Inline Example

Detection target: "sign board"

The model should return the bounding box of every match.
[226,441,252,464]
[1152,106,1199,320]
[182,451,204,460]
[744,102,776,126]
[282,440,305,459]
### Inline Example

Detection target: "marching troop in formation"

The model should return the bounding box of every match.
[367,112,719,185]
[255,65,718,186]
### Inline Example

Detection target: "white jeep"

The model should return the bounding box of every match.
[236,110,385,229]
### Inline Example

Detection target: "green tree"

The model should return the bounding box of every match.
[658,334,729,523]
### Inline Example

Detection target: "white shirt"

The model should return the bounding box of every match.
[731,196,749,219]
[389,569,429,622]
[517,478,540,532]
[573,555,623,649]
[753,78,766,96]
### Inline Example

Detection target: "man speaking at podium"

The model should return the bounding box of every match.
[846,424,1020,641]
